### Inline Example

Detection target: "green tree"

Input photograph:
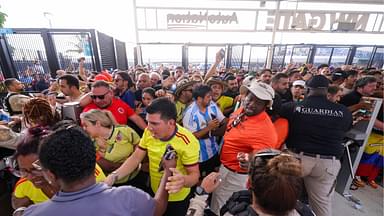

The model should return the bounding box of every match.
[0,6,7,28]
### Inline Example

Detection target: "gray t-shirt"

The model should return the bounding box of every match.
[23,183,155,216]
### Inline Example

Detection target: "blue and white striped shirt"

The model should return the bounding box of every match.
[183,101,225,162]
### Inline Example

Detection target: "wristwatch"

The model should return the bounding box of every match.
[195,186,209,196]
[110,171,119,183]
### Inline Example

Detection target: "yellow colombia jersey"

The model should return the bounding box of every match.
[104,125,140,163]
[13,164,106,204]
[139,124,200,202]
[175,100,187,125]
[104,125,141,183]
[216,95,233,113]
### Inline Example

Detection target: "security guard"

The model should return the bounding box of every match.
[279,75,352,216]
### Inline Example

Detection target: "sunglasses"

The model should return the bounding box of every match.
[226,112,245,132]
[250,150,294,170]
[90,91,109,100]
[248,150,282,174]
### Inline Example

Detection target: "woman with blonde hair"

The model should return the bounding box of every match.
[80,109,141,185]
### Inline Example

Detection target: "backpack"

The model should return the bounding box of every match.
[220,190,315,216]
[3,93,20,116]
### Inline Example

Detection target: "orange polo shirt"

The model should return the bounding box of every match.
[220,108,278,172]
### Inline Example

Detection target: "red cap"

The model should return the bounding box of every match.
[94,74,109,82]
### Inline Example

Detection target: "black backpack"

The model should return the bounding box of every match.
[220,190,315,216]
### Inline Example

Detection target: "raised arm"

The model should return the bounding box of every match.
[128,114,147,130]
[104,147,146,186]
[204,50,224,81]
[79,92,93,108]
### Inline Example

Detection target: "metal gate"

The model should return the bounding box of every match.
[98,32,116,70]
[115,39,128,70]
[51,33,95,73]
[4,33,50,84]
[0,28,129,83]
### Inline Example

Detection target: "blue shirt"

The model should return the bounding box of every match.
[183,101,225,162]
[119,90,136,109]
[23,183,155,216]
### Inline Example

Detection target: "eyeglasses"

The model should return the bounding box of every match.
[32,159,43,170]
[90,91,109,100]
[114,78,123,82]
[13,159,43,178]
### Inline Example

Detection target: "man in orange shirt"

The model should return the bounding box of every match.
[210,81,279,215]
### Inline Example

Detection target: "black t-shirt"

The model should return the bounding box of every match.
[267,93,282,122]
[223,90,239,99]
[373,106,383,134]
[134,89,143,103]
[377,106,383,122]
[339,90,362,107]
[280,90,293,104]
[280,96,352,158]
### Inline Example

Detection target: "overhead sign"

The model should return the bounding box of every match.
[167,11,238,29]
[136,7,384,33]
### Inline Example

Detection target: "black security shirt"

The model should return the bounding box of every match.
[280,95,352,158]
[339,90,362,107]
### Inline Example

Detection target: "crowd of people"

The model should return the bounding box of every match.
[0,50,383,216]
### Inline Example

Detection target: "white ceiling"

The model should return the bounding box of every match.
[262,0,384,4]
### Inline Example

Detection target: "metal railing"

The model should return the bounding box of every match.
[0,28,129,83]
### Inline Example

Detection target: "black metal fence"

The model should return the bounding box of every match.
[5,33,50,85]
[97,32,116,71]
[52,33,94,73]
[115,39,128,70]
[0,28,129,90]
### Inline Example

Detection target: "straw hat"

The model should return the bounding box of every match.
[174,77,197,97]
[205,76,227,88]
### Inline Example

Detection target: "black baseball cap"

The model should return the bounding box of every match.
[306,75,330,88]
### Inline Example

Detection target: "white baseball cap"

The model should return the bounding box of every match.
[240,81,275,101]
[292,80,306,87]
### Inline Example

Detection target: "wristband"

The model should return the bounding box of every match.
[110,171,119,183]
[195,186,209,196]
[13,207,27,216]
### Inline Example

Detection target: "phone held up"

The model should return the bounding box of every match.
[219,49,225,59]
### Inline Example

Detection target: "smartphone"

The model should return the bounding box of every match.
[158,144,176,172]
[77,57,85,62]
[210,114,217,120]
[219,49,225,59]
